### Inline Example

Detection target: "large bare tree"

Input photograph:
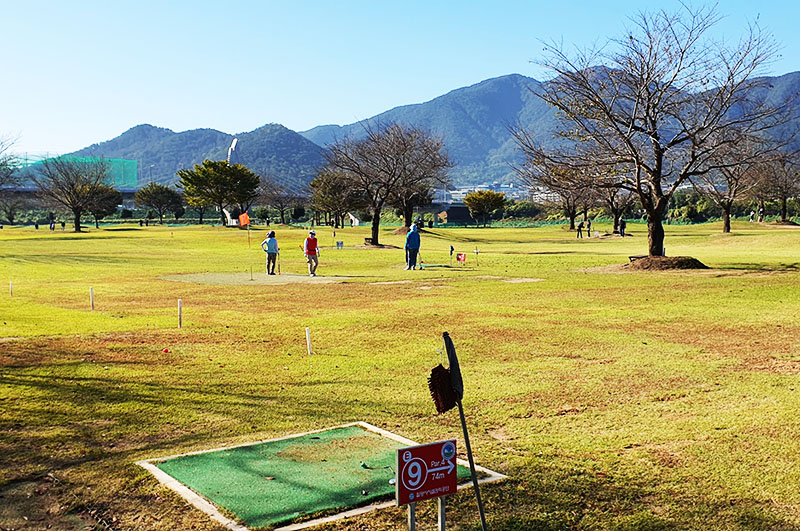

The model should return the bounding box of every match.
[514,4,793,255]
[32,156,110,232]
[326,122,450,245]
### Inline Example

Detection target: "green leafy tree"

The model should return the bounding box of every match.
[134,182,182,224]
[463,190,507,227]
[31,156,110,232]
[87,184,122,228]
[177,159,259,226]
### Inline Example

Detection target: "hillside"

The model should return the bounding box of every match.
[72,123,324,192]
[301,74,557,185]
[72,70,800,189]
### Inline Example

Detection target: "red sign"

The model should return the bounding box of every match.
[396,440,457,506]
[457,253,466,263]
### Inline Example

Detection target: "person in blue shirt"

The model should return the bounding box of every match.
[261,230,280,275]
[404,224,421,270]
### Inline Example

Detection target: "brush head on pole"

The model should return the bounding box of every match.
[429,364,458,414]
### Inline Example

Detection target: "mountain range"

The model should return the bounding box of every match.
[72,70,800,190]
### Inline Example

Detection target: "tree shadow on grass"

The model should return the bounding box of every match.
[718,262,800,272]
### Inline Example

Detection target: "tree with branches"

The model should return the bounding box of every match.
[88,184,122,228]
[693,135,777,232]
[519,162,593,230]
[135,182,182,224]
[463,190,507,227]
[513,4,794,255]
[753,150,800,223]
[177,160,259,226]
[310,168,366,228]
[32,156,110,232]
[326,122,450,245]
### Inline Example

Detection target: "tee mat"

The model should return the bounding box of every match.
[136,421,505,531]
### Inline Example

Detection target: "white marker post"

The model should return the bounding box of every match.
[90,287,94,310]
[305,327,312,355]
[178,299,183,328]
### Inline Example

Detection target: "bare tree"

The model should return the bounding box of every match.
[514,4,793,255]
[310,168,367,228]
[0,137,18,189]
[693,135,776,232]
[753,150,800,222]
[258,176,294,224]
[32,156,110,232]
[518,162,593,230]
[597,184,637,234]
[326,122,450,245]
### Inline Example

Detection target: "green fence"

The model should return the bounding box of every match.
[18,156,138,188]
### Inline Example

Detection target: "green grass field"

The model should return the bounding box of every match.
[2,220,800,530]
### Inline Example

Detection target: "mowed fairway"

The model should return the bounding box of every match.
[2,221,800,530]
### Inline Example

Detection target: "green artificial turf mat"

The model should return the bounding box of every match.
[154,425,470,528]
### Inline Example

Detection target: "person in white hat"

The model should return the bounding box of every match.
[303,230,320,276]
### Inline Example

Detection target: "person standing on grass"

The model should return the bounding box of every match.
[404,223,421,270]
[619,218,627,237]
[586,218,592,238]
[576,220,584,239]
[304,230,319,277]
[261,230,279,275]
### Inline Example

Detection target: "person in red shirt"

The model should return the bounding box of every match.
[304,230,320,276]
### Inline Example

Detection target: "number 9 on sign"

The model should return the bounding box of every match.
[401,458,427,491]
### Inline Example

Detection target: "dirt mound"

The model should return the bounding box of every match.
[626,256,709,270]
[392,226,410,235]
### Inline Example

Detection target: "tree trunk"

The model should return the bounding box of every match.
[612,210,620,234]
[73,208,82,232]
[781,197,788,222]
[218,203,226,226]
[722,206,731,233]
[647,214,665,256]
[159,212,164,224]
[371,206,381,245]
[198,209,204,224]
[94,216,99,229]
[280,208,286,224]
[403,205,414,228]
[568,213,576,230]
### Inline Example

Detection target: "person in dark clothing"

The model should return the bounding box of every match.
[404,224,421,270]
[619,219,627,237]
[576,221,584,239]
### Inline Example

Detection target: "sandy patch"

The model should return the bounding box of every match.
[161,272,349,286]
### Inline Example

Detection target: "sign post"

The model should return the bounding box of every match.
[396,439,457,530]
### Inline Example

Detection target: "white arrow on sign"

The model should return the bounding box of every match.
[428,460,455,475]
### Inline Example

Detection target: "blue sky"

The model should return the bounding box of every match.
[3,0,799,155]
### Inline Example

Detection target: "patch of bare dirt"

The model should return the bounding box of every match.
[626,256,709,270]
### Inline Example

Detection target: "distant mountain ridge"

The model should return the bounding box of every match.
[72,70,800,190]
[72,123,324,193]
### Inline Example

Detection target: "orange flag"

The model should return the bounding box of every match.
[238,212,250,226]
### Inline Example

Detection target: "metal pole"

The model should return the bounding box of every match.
[178,299,182,329]
[305,327,312,355]
[438,496,446,530]
[457,400,487,531]
[408,502,416,531]
[90,287,94,311]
